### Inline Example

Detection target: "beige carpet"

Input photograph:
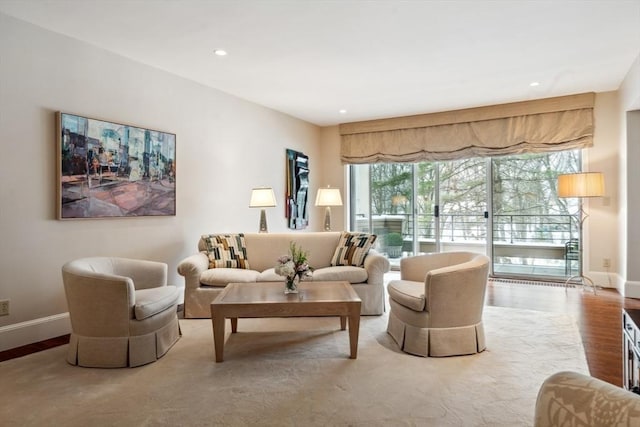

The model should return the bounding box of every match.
[1,306,588,426]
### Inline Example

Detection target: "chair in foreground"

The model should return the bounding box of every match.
[386,251,490,357]
[62,257,182,368]
[534,371,640,426]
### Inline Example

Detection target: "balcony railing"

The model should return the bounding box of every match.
[356,213,574,244]
[355,213,578,278]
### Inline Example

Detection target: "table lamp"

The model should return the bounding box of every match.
[315,186,343,231]
[249,187,276,233]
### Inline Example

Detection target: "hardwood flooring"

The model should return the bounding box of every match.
[0,334,70,363]
[487,280,640,387]
[2,282,639,387]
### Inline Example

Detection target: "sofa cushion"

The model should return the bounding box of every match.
[331,231,377,267]
[387,280,426,311]
[200,268,261,287]
[202,233,250,269]
[134,286,180,320]
[257,268,283,282]
[312,266,368,284]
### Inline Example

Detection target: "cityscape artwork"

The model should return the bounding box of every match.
[57,112,176,219]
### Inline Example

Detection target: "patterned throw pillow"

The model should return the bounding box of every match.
[331,231,377,267]
[202,233,250,269]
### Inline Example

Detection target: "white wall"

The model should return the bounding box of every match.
[587,92,621,287]
[0,14,323,350]
[619,54,640,297]
[317,126,346,230]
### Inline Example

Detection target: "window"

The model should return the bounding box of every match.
[350,150,580,280]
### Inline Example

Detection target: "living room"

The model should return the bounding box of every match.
[1,1,640,425]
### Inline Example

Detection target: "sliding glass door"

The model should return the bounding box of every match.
[351,164,415,267]
[438,158,487,254]
[491,151,580,279]
[350,150,580,281]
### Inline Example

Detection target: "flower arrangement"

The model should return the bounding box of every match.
[275,242,313,293]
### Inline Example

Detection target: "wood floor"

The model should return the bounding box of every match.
[2,282,640,387]
[487,280,640,387]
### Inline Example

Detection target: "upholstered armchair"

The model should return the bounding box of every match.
[62,257,181,368]
[535,371,640,426]
[386,251,490,357]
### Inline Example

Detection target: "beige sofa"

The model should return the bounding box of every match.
[535,371,640,426]
[177,232,390,318]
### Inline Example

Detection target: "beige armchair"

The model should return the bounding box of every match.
[535,371,640,426]
[386,251,490,357]
[62,257,181,368]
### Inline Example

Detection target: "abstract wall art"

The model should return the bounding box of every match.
[285,148,309,229]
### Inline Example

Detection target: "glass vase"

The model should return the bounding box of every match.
[284,276,299,294]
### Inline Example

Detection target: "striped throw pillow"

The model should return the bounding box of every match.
[331,232,377,267]
[202,233,250,269]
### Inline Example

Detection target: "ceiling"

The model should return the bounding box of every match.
[1,0,639,126]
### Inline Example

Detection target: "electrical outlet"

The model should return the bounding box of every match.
[603,258,611,269]
[0,299,9,316]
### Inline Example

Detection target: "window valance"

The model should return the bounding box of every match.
[339,92,595,164]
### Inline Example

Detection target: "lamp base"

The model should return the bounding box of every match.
[259,209,268,233]
[323,206,332,231]
[564,274,597,294]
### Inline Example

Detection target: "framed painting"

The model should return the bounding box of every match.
[57,112,176,219]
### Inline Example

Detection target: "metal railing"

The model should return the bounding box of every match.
[355,213,578,278]
[356,213,575,246]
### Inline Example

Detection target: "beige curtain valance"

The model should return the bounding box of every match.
[339,92,595,164]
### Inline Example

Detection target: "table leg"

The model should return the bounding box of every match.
[231,317,238,333]
[211,311,226,363]
[340,316,346,330]
[348,309,360,359]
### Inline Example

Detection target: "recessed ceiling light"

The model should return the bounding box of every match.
[214,49,227,56]
[339,109,347,114]
[530,81,540,87]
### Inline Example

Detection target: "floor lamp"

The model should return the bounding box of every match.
[315,187,342,231]
[249,187,276,233]
[557,172,604,294]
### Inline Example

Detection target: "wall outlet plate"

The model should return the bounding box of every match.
[0,299,9,316]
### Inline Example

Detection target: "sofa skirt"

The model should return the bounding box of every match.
[67,314,181,368]
[387,305,485,357]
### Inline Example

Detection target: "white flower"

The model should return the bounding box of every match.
[276,261,296,278]
[275,242,313,281]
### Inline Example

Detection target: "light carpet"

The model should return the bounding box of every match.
[1,306,588,426]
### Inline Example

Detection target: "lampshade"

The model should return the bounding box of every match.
[249,187,276,208]
[557,172,604,198]
[315,187,343,207]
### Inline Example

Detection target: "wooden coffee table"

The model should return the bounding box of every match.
[210,281,361,362]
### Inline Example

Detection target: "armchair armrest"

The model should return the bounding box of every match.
[424,257,489,327]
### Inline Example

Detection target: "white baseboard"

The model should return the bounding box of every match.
[624,280,640,299]
[0,313,71,352]
[586,270,620,291]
